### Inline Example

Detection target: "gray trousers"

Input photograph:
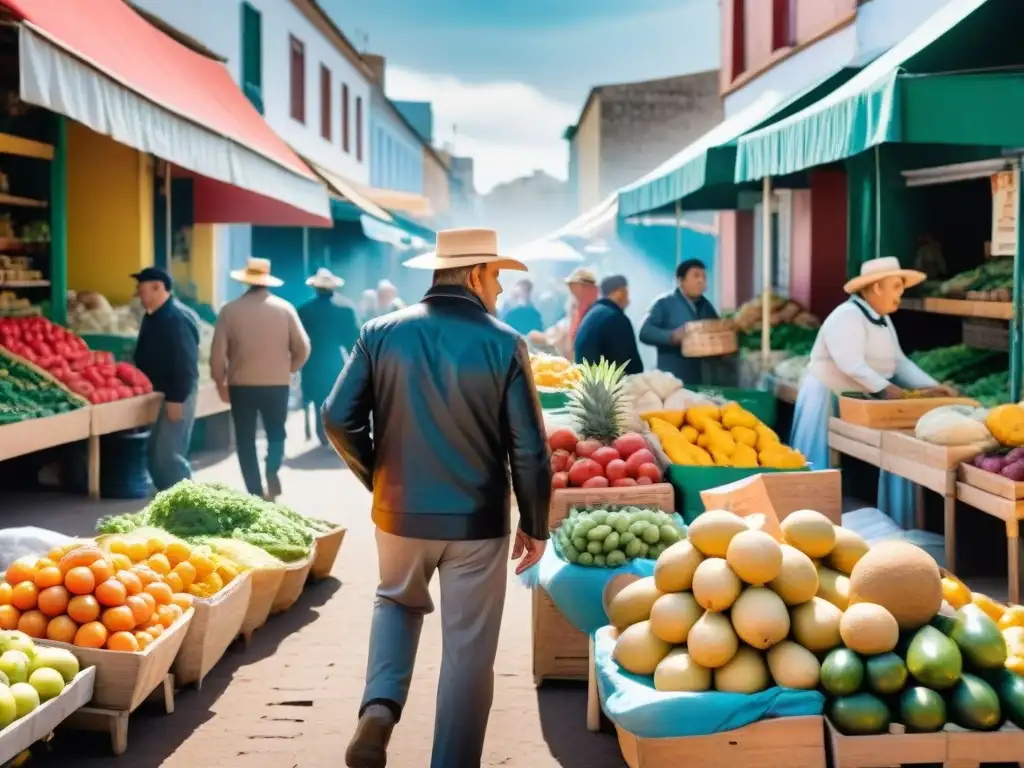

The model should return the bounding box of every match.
[361,528,510,768]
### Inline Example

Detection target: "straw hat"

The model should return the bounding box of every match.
[843,257,926,295]
[306,267,344,290]
[564,267,597,286]
[403,228,527,271]
[231,258,283,288]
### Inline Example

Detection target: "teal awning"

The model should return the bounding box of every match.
[617,68,858,218]
[734,0,1005,182]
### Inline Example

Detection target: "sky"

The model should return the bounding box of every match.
[321,0,720,194]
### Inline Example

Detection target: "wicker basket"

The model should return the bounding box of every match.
[310,527,347,580]
[681,319,738,358]
[271,547,315,615]
[172,571,253,688]
[241,567,287,640]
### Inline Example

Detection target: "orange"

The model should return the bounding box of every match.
[164,542,191,565]
[146,623,164,640]
[171,561,197,589]
[58,545,105,576]
[37,585,70,618]
[5,558,37,585]
[107,537,129,555]
[126,542,150,564]
[157,603,183,628]
[11,582,38,611]
[164,573,184,594]
[144,582,173,606]
[64,566,96,596]
[17,610,47,638]
[89,559,114,584]
[189,551,215,578]
[125,595,154,626]
[45,615,78,643]
[74,621,108,649]
[171,593,193,612]
[0,605,20,630]
[146,537,166,555]
[0,582,13,606]
[146,554,171,575]
[34,566,63,590]
[115,570,142,596]
[47,546,65,562]
[133,631,153,650]
[95,579,128,608]
[101,605,136,633]
[35,557,57,570]
[131,565,161,587]
[110,553,132,571]
[67,595,101,624]
[105,631,140,652]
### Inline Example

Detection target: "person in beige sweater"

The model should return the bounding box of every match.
[211,259,311,499]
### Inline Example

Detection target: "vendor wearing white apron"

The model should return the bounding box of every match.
[790,257,957,528]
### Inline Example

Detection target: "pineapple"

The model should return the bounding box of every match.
[567,358,629,444]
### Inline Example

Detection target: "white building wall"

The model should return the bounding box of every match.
[132,0,372,184]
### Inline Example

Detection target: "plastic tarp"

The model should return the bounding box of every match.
[593,626,825,738]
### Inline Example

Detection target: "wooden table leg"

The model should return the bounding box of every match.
[829,447,840,470]
[587,634,600,733]
[1008,521,1021,606]
[87,434,100,500]
[914,485,926,531]
[944,494,957,575]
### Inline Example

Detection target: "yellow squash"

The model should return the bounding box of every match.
[986,404,1024,447]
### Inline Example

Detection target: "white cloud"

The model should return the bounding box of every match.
[385,67,577,194]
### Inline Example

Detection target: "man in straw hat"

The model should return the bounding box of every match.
[211,258,311,499]
[324,228,551,768]
[297,268,360,446]
[790,256,957,528]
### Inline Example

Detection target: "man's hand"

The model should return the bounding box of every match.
[511,528,545,575]
[881,384,904,400]
[931,384,958,397]
[166,401,184,423]
[670,326,687,345]
[216,382,230,404]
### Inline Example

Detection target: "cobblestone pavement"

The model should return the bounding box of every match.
[8,413,626,768]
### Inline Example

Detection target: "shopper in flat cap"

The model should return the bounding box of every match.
[573,274,643,374]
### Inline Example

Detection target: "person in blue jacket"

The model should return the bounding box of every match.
[573,274,643,374]
[297,268,360,445]
[639,259,718,384]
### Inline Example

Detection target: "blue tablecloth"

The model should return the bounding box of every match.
[593,626,825,738]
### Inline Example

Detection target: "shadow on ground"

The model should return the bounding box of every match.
[536,682,624,767]
[284,445,347,472]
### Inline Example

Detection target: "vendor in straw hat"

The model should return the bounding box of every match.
[211,258,310,499]
[297,268,360,446]
[791,256,957,528]
[323,228,550,768]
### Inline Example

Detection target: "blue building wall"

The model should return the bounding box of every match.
[392,100,433,144]
[370,113,424,194]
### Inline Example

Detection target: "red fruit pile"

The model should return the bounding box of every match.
[548,428,662,489]
[0,317,153,404]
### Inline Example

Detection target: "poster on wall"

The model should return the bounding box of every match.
[991,170,1017,257]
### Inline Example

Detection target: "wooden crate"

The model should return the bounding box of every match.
[962,318,1009,352]
[923,298,1014,321]
[828,418,884,468]
[241,567,286,640]
[682,319,738,358]
[614,716,825,768]
[89,393,163,436]
[0,667,95,765]
[270,549,315,615]
[946,722,1024,767]
[533,483,675,685]
[825,718,947,768]
[699,469,843,529]
[960,463,1024,500]
[0,407,91,462]
[310,526,347,580]
[837,396,979,430]
[881,432,985,497]
[172,571,253,689]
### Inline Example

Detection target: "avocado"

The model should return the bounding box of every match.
[899,686,946,732]
[930,614,956,636]
[949,605,1008,670]
[866,653,908,696]
[991,669,1024,729]
[949,673,1002,731]
[907,625,963,690]
[830,693,891,735]
[821,648,865,697]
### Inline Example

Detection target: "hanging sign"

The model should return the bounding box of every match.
[991,170,1017,257]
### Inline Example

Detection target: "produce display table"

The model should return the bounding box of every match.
[827,418,883,469]
[194,381,230,419]
[956,463,1024,604]
[0,407,91,462]
[87,393,164,499]
[0,666,96,764]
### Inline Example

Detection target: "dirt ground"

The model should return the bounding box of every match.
[5,413,627,768]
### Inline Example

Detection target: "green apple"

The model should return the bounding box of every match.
[0,651,29,685]
[30,648,80,684]
[28,668,64,702]
[0,685,16,728]
[9,683,38,718]
[3,632,35,660]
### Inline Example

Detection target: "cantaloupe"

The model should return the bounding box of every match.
[687,611,739,669]
[766,641,821,690]
[848,541,942,630]
[607,577,664,629]
[790,596,843,652]
[691,558,742,612]
[726,530,783,585]
[649,592,703,644]
[613,620,672,675]
[827,527,870,574]
[781,510,837,558]
[654,648,712,693]
[688,510,749,557]
[731,587,790,649]
[767,545,819,606]
[816,565,851,611]
[714,646,770,694]
[839,603,899,655]
[654,540,704,593]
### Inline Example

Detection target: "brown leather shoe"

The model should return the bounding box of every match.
[345,704,395,768]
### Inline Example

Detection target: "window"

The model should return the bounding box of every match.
[771,0,797,51]
[753,191,792,297]
[241,3,262,112]
[729,0,745,80]
[289,35,305,123]
[320,65,332,140]
[341,83,350,152]
[355,95,363,161]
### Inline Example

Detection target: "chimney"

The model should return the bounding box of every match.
[363,53,386,89]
